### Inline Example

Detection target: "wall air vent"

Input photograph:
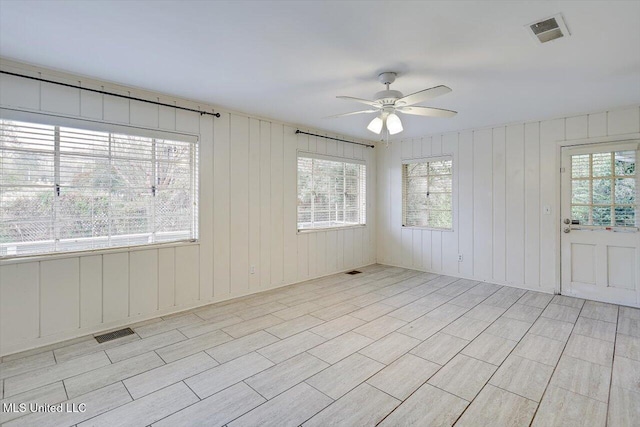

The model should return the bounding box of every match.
[526,13,570,44]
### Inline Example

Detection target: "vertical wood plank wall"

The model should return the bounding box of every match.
[0,62,377,355]
[377,106,640,293]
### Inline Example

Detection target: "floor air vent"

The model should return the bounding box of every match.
[95,327,135,343]
[346,270,362,275]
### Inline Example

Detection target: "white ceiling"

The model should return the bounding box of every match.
[0,1,639,140]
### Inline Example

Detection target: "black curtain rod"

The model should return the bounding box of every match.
[0,70,221,118]
[295,130,375,148]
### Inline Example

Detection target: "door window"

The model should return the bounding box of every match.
[570,150,637,227]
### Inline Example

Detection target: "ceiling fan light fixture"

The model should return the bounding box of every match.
[367,116,383,134]
[334,72,456,139]
[386,113,403,135]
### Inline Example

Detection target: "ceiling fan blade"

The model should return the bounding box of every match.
[397,106,457,118]
[336,96,380,107]
[395,85,452,107]
[326,110,378,118]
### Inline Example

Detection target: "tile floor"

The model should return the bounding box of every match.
[1,264,639,426]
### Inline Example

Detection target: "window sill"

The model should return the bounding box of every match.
[297,224,367,234]
[0,240,199,265]
[402,225,454,232]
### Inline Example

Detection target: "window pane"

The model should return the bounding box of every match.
[428,175,452,192]
[156,190,192,234]
[0,120,55,152]
[60,127,109,157]
[407,177,428,194]
[405,211,428,227]
[111,134,153,160]
[0,151,54,187]
[615,151,635,176]
[571,179,590,204]
[60,155,111,188]
[571,205,590,225]
[1,186,55,256]
[592,179,612,204]
[428,193,451,210]
[297,156,366,230]
[345,163,358,176]
[407,162,428,177]
[429,210,452,229]
[429,160,452,175]
[157,162,192,191]
[592,206,612,226]
[59,188,109,239]
[614,206,635,227]
[345,195,358,211]
[407,193,429,211]
[112,159,152,190]
[110,190,152,237]
[297,206,312,227]
[615,178,635,205]
[345,176,358,194]
[345,210,360,223]
[571,154,590,178]
[592,152,612,177]
[0,121,54,188]
[315,210,330,223]
[403,159,452,229]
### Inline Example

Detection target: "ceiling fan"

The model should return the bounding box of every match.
[330,72,457,138]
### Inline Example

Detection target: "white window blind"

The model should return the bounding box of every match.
[403,157,453,229]
[297,154,366,230]
[0,118,198,257]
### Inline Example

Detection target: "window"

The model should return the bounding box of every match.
[0,118,198,257]
[403,157,453,229]
[297,153,366,230]
[570,150,637,227]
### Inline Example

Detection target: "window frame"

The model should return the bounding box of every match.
[402,155,454,231]
[296,150,367,233]
[0,109,200,260]
[568,143,638,229]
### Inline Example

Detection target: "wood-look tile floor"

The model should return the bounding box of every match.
[1,264,639,426]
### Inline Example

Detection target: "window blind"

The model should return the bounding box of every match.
[297,155,366,230]
[0,118,198,257]
[402,157,453,229]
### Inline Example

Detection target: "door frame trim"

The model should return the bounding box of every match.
[555,132,640,296]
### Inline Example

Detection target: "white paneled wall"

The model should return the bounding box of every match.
[377,106,640,293]
[0,61,376,356]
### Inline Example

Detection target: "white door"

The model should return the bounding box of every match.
[561,141,640,307]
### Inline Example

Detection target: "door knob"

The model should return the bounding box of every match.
[564,218,571,224]
[563,227,571,233]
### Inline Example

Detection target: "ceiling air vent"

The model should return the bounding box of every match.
[526,13,570,44]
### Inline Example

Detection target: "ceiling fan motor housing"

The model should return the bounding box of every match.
[374,90,403,106]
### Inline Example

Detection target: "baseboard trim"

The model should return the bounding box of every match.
[375,261,557,295]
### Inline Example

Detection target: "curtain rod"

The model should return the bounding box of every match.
[295,130,375,148]
[0,70,221,118]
